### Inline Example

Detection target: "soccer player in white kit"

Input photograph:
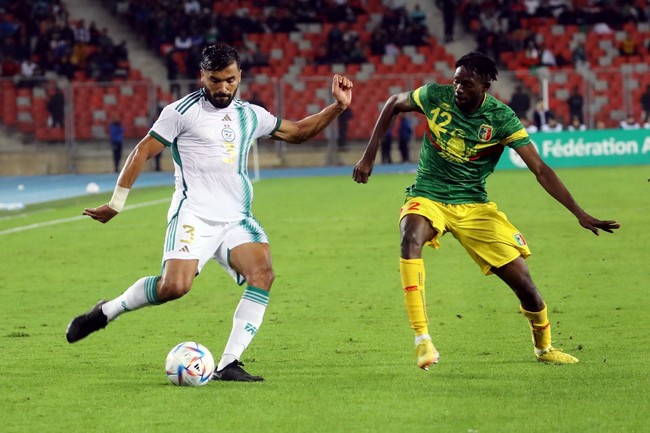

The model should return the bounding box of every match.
[66,44,354,382]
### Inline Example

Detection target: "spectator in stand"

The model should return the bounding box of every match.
[47,86,65,129]
[539,44,556,67]
[567,115,587,132]
[572,41,587,68]
[592,21,612,35]
[619,114,640,129]
[108,116,125,173]
[522,39,540,68]
[250,45,270,68]
[595,120,608,129]
[369,27,388,56]
[641,84,650,122]
[619,33,638,56]
[54,55,77,80]
[183,0,201,15]
[440,0,458,43]
[174,29,193,52]
[541,116,563,133]
[509,85,532,119]
[520,117,538,134]
[533,98,552,130]
[643,115,650,129]
[523,0,540,16]
[397,115,413,163]
[476,6,504,59]
[18,55,40,88]
[72,19,91,68]
[337,107,353,151]
[410,3,427,26]
[567,86,584,124]
[381,126,394,164]
[462,0,482,32]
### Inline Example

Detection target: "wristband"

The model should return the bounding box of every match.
[108,186,130,212]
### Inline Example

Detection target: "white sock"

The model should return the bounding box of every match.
[217,286,269,371]
[101,276,161,321]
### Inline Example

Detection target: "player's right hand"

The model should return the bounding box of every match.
[352,159,374,183]
[83,204,118,224]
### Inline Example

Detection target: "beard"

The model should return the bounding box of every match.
[204,84,238,109]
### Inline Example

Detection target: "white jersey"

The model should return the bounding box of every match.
[150,89,281,221]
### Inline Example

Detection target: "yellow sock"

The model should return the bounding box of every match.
[520,304,551,351]
[400,258,429,337]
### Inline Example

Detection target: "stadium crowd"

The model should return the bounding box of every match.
[2,0,650,135]
[0,0,130,84]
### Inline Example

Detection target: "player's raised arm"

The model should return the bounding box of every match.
[271,74,352,144]
[83,134,165,223]
[514,143,620,235]
[353,91,414,184]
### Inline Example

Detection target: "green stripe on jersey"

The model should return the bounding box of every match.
[240,217,264,243]
[235,104,258,214]
[176,90,202,114]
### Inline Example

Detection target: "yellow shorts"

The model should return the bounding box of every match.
[399,197,531,275]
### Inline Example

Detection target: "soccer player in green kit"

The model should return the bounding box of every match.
[352,52,620,369]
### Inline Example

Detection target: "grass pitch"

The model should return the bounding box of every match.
[1,165,648,433]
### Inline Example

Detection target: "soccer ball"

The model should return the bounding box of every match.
[165,341,215,386]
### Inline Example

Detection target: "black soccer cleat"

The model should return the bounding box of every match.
[212,361,264,382]
[66,300,109,343]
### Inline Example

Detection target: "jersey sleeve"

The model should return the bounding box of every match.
[148,104,186,147]
[249,104,281,138]
[408,85,428,114]
[499,108,531,149]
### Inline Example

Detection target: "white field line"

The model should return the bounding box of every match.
[0,198,169,236]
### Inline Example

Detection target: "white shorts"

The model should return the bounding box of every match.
[162,207,269,284]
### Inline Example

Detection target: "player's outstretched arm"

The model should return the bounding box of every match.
[83,135,165,224]
[515,144,621,235]
[353,92,414,184]
[272,74,352,144]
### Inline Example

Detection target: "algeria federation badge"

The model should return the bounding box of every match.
[222,127,235,141]
[478,124,493,142]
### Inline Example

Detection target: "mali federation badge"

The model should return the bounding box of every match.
[478,124,493,142]
[513,232,527,247]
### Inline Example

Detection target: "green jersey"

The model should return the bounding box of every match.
[407,83,531,204]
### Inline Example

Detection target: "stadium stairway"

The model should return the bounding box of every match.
[404,0,519,102]
[60,0,168,91]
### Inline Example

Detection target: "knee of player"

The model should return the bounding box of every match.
[158,277,192,300]
[400,233,424,256]
[246,267,275,291]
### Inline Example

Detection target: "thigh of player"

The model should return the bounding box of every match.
[213,216,272,288]
[162,210,228,276]
[453,202,531,275]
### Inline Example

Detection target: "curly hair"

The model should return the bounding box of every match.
[455,51,498,83]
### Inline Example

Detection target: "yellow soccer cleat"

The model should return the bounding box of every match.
[416,339,440,370]
[535,347,579,364]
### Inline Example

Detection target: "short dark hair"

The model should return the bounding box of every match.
[455,51,498,83]
[200,44,241,71]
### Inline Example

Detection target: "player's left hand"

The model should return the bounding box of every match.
[578,214,620,235]
[83,204,119,224]
[332,74,353,109]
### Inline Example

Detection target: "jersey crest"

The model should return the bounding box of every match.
[478,124,493,142]
[221,126,236,141]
